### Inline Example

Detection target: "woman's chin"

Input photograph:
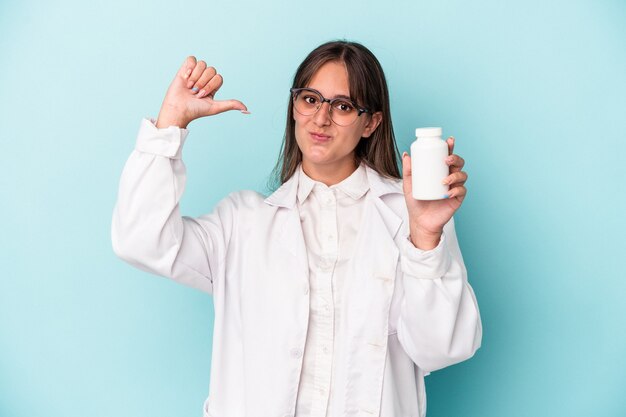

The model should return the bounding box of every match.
[302,150,332,165]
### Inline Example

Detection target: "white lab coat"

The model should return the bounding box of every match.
[111,118,482,417]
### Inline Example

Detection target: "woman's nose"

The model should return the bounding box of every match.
[313,102,332,126]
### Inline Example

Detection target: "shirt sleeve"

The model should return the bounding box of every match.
[111,117,236,294]
[396,217,482,373]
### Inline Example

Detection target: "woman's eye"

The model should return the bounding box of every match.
[335,101,354,113]
[303,95,318,105]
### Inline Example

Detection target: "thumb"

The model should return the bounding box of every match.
[401,152,412,198]
[210,98,250,115]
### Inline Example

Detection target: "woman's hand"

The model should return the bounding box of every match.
[156,56,249,129]
[401,137,468,250]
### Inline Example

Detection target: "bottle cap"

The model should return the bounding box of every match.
[415,127,442,137]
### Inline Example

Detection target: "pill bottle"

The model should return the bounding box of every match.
[410,127,449,200]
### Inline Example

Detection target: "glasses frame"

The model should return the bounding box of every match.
[290,87,372,126]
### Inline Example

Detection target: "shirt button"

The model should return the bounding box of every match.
[319,259,332,271]
[327,234,334,241]
[303,285,309,295]
[290,348,302,358]
[323,346,329,354]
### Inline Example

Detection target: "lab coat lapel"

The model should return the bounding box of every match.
[276,208,309,279]
[344,167,405,416]
[363,164,405,238]
[263,169,309,278]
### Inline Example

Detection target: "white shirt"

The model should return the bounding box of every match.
[111,118,482,417]
[295,164,369,417]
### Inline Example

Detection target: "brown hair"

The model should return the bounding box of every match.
[269,40,400,190]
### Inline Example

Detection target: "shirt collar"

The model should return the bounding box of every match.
[264,163,401,209]
[296,165,316,204]
[296,162,370,204]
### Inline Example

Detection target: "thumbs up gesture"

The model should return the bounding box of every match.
[156,56,249,129]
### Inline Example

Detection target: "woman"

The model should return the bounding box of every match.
[112,40,481,417]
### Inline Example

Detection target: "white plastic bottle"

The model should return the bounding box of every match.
[410,127,450,200]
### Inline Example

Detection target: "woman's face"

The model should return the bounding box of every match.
[293,61,381,181]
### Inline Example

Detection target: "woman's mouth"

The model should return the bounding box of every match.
[310,132,331,142]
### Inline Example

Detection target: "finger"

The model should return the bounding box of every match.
[210,98,249,115]
[180,56,196,77]
[178,55,196,82]
[442,171,468,186]
[193,66,218,96]
[187,60,207,89]
[445,154,465,173]
[197,73,223,99]
[447,185,467,201]
[401,152,412,197]
[446,136,455,155]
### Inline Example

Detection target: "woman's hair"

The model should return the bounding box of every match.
[269,40,401,190]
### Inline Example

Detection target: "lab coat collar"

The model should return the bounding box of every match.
[264,163,404,249]
[264,163,402,209]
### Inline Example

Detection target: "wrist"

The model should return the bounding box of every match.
[156,103,190,129]
[409,224,442,251]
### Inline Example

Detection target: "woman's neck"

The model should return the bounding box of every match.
[301,159,359,186]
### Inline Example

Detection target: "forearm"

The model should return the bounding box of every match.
[398,221,482,372]
[398,263,482,372]
[112,138,187,272]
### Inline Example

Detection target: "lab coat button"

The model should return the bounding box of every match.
[290,348,303,358]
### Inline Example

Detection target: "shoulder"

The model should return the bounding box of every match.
[364,165,403,194]
[204,190,273,230]
[219,189,268,210]
[366,168,405,209]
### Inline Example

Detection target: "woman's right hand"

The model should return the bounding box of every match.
[156,56,249,129]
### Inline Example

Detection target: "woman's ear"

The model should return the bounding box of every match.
[362,111,383,138]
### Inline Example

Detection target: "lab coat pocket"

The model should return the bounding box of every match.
[373,272,397,336]
[346,244,399,342]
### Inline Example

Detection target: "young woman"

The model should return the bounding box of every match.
[112,40,481,417]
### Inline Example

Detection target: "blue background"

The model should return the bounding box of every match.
[1,0,625,416]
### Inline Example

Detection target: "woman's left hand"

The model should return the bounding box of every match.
[401,137,468,250]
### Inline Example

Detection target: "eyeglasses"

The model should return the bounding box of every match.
[290,87,371,126]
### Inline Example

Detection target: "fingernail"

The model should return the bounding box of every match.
[443,194,449,199]
[240,110,251,114]
[442,178,449,185]
[198,89,205,97]
[184,69,191,79]
[402,151,408,158]
[191,86,199,92]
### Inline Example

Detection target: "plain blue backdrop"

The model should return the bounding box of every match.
[1,0,625,416]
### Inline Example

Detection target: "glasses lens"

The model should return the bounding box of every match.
[292,88,362,126]
[293,89,321,116]
[329,99,358,126]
